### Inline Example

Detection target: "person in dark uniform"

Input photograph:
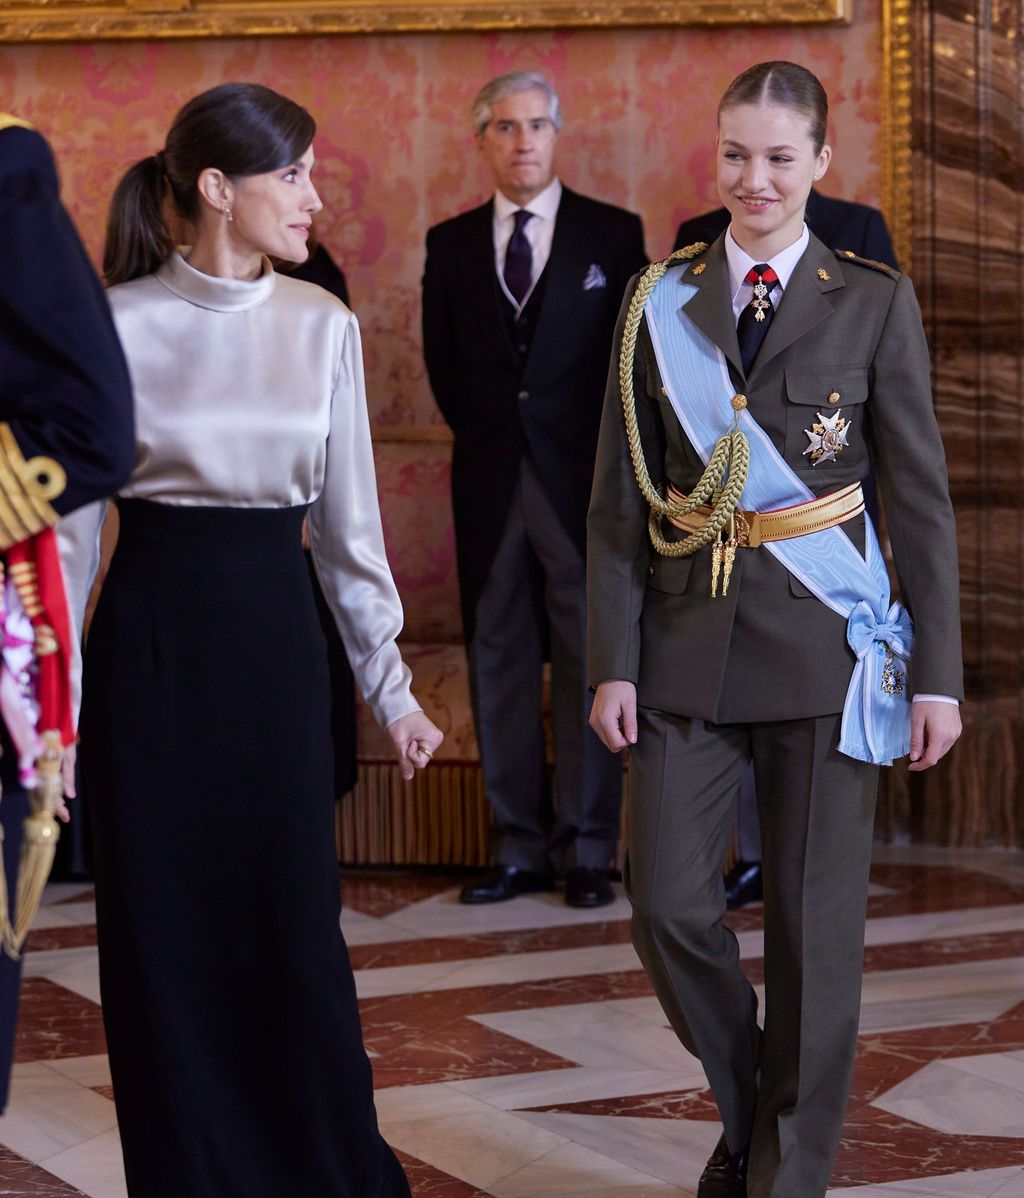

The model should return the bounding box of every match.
[674,195,899,910]
[588,62,962,1197]
[0,113,134,1110]
[423,71,647,907]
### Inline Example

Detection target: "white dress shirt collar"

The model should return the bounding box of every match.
[493,176,563,224]
[725,224,810,317]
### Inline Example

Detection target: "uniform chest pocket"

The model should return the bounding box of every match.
[645,553,695,595]
[784,367,869,468]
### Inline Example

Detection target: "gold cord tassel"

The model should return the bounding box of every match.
[619,244,750,566]
[4,730,62,960]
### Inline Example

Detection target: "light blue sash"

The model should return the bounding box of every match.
[644,264,912,766]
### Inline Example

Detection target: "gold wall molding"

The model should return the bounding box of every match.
[880,0,913,272]
[0,0,850,41]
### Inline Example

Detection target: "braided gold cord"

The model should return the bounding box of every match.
[618,243,750,557]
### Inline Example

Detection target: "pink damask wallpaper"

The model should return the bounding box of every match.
[0,16,884,646]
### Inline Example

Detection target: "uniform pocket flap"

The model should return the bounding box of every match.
[785,367,869,408]
[646,554,695,595]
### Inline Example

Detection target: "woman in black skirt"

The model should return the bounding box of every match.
[58,83,442,1197]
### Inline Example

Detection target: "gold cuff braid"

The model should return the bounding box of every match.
[0,424,66,550]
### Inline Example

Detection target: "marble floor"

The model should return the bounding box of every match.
[1,845,1024,1196]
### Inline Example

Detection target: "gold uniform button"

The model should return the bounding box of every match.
[661,386,668,398]
[731,393,748,411]
[828,391,841,405]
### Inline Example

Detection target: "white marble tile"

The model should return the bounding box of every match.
[381,886,633,939]
[0,1078,117,1162]
[42,1127,128,1198]
[375,1081,497,1127]
[338,908,417,947]
[826,1166,1024,1196]
[515,1112,721,1189]
[354,942,643,998]
[472,1000,705,1074]
[383,1107,567,1190]
[873,1052,1024,1136]
[453,1067,706,1112]
[490,1140,692,1197]
[857,956,1024,1034]
[3,1062,71,1097]
[992,1168,1024,1196]
[40,884,95,907]
[22,945,102,1004]
[45,1054,112,1089]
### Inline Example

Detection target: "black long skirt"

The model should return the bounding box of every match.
[81,499,409,1198]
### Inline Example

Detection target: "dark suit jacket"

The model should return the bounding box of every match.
[286,242,351,308]
[423,186,646,639]
[587,233,963,722]
[0,124,134,520]
[674,190,899,269]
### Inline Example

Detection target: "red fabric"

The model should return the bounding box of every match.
[6,528,75,746]
[744,265,780,286]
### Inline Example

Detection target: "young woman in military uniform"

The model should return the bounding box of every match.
[587,62,963,1198]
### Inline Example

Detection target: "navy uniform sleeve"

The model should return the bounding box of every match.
[0,126,134,546]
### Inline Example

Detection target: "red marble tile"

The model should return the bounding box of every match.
[349,921,633,971]
[831,1104,1024,1187]
[524,1086,722,1121]
[91,1084,116,1101]
[25,925,98,952]
[395,1150,494,1196]
[341,872,466,917]
[14,979,106,1063]
[0,1144,88,1194]
[864,863,1024,918]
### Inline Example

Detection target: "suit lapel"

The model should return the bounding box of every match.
[525,188,594,373]
[750,233,843,379]
[678,236,745,379]
[459,200,518,362]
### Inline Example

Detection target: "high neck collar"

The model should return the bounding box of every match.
[156,249,277,312]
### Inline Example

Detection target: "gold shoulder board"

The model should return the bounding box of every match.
[835,249,900,281]
[0,113,34,133]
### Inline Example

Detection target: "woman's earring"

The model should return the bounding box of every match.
[223,204,233,223]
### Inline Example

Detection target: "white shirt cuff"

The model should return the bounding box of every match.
[912,694,959,705]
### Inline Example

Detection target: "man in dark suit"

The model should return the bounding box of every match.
[422,71,646,907]
[674,188,898,265]
[674,191,898,911]
[0,114,135,1109]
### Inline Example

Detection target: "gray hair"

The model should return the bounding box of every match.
[471,71,563,135]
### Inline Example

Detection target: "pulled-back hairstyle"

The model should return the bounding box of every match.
[104,82,316,286]
[718,61,828,154]
[471,71,563,135]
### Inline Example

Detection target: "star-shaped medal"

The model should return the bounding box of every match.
[803,408,852,465]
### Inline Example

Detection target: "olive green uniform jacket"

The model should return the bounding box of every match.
[587,232,964,722]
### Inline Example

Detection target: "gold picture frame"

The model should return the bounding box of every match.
[0,0,849,42]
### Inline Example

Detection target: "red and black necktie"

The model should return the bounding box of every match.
[737,264,779,375]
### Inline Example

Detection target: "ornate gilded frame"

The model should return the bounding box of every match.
[880,0,913,272]
[0,0,848,40]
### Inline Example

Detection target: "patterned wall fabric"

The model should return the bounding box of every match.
[0,16,884,648]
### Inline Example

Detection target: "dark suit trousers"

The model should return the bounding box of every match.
[626,709,878,1198]
[468,458,621,872]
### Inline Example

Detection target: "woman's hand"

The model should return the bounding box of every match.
[386,711,444,781]
[907,701,962,772]
[590,680,638,752]
[54,741,78,824]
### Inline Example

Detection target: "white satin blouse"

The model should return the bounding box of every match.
[58,250,419,730]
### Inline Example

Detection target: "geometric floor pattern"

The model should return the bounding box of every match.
[2,845,1024,1196]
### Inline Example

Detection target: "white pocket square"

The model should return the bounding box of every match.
[583,263,607,291]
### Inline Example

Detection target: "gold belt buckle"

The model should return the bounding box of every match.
[735,509,762,548]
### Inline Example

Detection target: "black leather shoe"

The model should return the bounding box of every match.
[697,1132,748,1198]
[459,866,555,904]
[724,859,763,909]
[565,866,615,908]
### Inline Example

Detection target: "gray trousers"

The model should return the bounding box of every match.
[469,459,622,872]
[627,709,878,1198]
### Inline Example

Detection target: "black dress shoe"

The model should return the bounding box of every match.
[697,1132,749,1198]
[724,859,763,909]
[459,866,555,904]
[565,867,614,908]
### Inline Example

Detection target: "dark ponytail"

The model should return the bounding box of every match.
[103,154,173,286]
[103,82,316,287]
[719,61,829,154]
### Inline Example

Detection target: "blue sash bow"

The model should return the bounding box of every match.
[644,264,912,765]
